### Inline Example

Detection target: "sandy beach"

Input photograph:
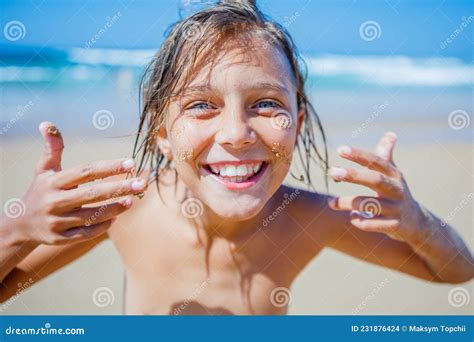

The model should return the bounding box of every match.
[1,127,472,315]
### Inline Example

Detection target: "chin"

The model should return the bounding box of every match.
[205,194,267,221]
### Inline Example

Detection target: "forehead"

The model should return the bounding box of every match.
[185,36,296,92]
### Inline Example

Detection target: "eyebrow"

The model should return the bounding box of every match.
[183,81,290,95]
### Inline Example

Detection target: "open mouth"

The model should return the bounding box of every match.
[201,161,269,189]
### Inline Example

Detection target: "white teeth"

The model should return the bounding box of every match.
[207,162,264,182]
[226,165,237,177]
[236,165,247,176]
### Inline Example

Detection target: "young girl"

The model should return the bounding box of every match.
[0,0,472,315]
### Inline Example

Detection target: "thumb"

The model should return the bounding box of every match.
[36,121,64,174]
[375,131,397,161]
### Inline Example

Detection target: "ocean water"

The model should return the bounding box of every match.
[0,47,472,145]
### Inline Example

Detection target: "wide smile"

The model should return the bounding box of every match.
[201,161,269,190]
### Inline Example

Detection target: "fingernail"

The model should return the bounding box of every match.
[337,145,352,156]
[329,167,347,180]
[328,197,337,207]
[131,179,145,191]
[386,132,397,140]
[120,197,132,208]
[122,159,135,170]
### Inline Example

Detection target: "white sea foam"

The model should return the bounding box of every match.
[306,54,473,87]
[1,48,472,87]
[68,48,155,67]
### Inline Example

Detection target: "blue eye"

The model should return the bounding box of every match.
[256,100,280,109]
[190,102,212,111]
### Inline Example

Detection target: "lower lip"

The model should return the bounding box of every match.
[203,163,268,190]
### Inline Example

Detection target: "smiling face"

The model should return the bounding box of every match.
[159,37,303,221]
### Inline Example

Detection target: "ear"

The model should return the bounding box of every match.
[295,106,305,136]
[156,127,173,161]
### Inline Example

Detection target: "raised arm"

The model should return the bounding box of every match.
[0,121,146,301]
[320,132,473,283]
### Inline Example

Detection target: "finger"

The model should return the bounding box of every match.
[329,167,403,199]
[59,218,116,243]
[349,211,400,234]
[375,131,397,161]
[36,121,64,174]
[60,178,146,209]
[55,158,135,189]
[328,196,400,217]
[337,145,398,177]
[55,197,133,230]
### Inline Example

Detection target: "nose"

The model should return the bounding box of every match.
[215,105,257,149]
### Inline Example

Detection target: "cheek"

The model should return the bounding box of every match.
[252,116,298,166]
[169,120,208,162]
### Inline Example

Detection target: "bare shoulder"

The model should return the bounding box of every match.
[278,185,349,247]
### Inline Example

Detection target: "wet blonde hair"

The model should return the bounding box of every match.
[132,0,328,191]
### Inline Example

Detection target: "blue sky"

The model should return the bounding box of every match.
[1,0,473,61]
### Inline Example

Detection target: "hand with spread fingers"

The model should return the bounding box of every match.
[327,132,425,242]
[2,121,147,246]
